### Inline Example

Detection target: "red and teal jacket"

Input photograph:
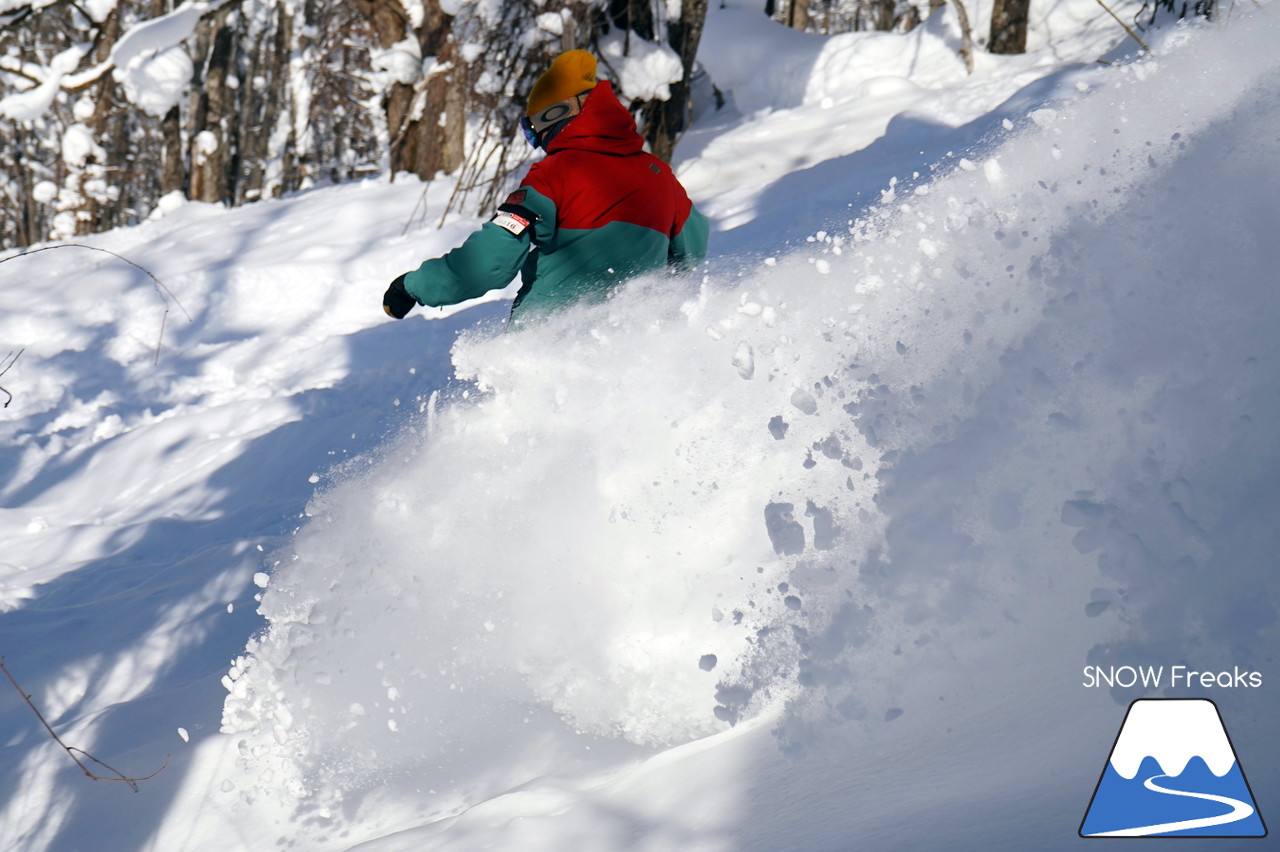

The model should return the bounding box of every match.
[402,80,709,323]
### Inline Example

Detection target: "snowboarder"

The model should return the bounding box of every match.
[382,49,709,325]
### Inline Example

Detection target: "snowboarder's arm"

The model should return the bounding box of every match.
[399,187,557,310]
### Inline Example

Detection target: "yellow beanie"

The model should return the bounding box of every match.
[527,50,598,118]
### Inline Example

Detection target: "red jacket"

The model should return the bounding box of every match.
[403,80,709,320]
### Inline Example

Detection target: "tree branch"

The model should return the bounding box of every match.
[0,657,169,792]
[0,62,42,86]
[0,347,23,408]
[0,244,192,320]
[0,6,34,32]
[0,244,192,368]
[1096,0,1151,53]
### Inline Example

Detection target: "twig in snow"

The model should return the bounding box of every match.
[0,657,169,792]
[0,347,23,408]
[0,244,193,366]
[154,310,169,367]
[1096,0,1152,53]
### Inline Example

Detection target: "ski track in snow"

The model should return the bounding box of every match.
[3,4,1280,851]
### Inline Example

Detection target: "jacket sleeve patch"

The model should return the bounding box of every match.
[492,211,531,236]
[492,202,539,237]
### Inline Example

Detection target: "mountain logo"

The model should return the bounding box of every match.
[1080,698,1267,838]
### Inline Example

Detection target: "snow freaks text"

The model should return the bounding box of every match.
[1082,666,1264,690]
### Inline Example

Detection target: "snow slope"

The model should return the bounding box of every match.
[3,3,1279,850]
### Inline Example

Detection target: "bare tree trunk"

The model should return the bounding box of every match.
[354,0,464,180]
[989,0,1030,54]
[72,7,122,235]
[786,0,809,29]
[951,0,976,73]
[871,0,896,30]
[160,105,184,196]
[191,20,235,203]
[408,19,465,178]
[640,0,709,163]
[15,133,39,246]
[238,26,266,201]
[355,0,411,163]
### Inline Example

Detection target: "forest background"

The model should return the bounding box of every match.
[0,0,1059,249]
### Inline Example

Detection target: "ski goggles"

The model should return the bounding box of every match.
[520,91,591,148]
[519,115,539,148]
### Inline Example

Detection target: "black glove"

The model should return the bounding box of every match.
[383,273,417,319]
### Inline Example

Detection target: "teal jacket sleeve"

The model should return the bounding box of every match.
[402,221,532,308]
[669,204,709,271]
[402,186,558,308]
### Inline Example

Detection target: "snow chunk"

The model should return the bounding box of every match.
[399,0,424,28]
[1030,108,1060,128]
[32,181,58,205]
[147,189,187,220]
[117,44,193,117]
[599,31,684,102]
[84,0,117,22]
[193,130,219,163]
[791,389,818,416]
[372,37,421,87]
[535,11,564,36]
[732,342,754,379]
[61,125,106,167]
[983,158,1005,185]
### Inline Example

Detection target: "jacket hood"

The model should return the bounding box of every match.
[545,80,644,156]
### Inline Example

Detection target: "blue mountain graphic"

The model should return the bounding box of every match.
[1081,755,1266,837]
